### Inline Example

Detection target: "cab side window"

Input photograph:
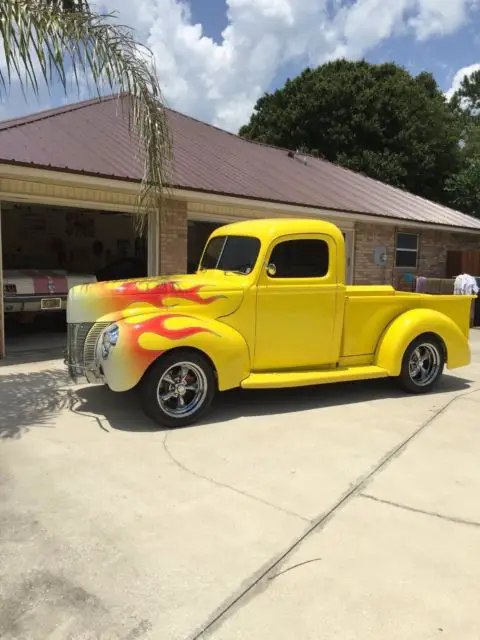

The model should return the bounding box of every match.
[268,239,329,279]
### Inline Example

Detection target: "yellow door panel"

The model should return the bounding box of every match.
[254,234,342,371]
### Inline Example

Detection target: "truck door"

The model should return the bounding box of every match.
[254,234,340,371]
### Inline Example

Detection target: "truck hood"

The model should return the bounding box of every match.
[67,271,247,324]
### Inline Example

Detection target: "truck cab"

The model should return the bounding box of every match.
[66,218,472,428]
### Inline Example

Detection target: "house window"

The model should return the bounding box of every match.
[268,239,329,278]
[395,232,419,268]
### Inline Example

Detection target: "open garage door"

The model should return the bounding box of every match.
[187,220,222,273]
[1,202,148,358]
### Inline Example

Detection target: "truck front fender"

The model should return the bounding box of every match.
[100,312,251,392]
[375,308,470,376]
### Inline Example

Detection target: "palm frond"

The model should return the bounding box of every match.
[0,0,172,230]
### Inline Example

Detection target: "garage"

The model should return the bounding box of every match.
[1,202,227,358]
[1,201,147,357]
[187,220,222,272]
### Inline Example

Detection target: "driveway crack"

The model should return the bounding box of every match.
[188,386,480,639]
[359,493,480,528]
[162,432,311,523]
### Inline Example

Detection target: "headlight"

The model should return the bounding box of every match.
[101,324,119,359]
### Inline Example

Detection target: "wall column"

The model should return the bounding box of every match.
[158,199,188,275]
[147,208,159,276]
[0,201,4,359]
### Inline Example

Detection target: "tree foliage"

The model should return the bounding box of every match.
[240,60,462,204]
[445,70,480,217]
[445,159,480,217]
[0,0,171,225]
[450,69,480,118]
[46,0,90,10]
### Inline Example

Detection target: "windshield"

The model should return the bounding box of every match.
[199,235,261,274]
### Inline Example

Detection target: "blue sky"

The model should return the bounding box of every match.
[188,0,479,95]
[1,0,479,131]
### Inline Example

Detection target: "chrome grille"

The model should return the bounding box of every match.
[65,321,110,380]
[83,322,111,371]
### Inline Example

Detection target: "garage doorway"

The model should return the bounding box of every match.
[1,202,148,358]
[187,220,222,273]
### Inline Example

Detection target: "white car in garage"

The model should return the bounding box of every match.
[3,262,96,314]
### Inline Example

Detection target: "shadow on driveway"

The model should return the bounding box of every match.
[0,368,473,440]
[0,369,70,440]
[71,374,474,434]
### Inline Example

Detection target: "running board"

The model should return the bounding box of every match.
[240,366,389,390]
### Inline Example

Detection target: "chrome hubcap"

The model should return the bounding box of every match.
[157,362,207,418]
[408,343,441,387]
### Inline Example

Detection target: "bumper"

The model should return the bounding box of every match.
[4,295,67,313]
[64,352,105,385]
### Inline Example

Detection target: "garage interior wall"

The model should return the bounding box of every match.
[1,204,145,273]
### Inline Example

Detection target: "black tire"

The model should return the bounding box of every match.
[140,350,216,428]
[397,335,445,394]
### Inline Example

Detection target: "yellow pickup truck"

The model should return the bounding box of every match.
[66,219,472,427]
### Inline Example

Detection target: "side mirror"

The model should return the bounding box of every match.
[266,263,277,277]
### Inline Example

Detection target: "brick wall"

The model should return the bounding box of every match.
[158,199,188,274]
[354,221,480,286]
[419,229,480,278]
[353,223,395,285]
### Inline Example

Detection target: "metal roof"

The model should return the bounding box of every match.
[0,94,479,231]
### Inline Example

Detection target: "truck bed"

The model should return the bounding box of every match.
[342,285,473,358]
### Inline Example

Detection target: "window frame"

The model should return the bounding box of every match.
[265,235,331,281]
[395,232,419,269]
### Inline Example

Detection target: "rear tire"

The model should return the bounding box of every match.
[398,335,445,394]
[140,350,216,428]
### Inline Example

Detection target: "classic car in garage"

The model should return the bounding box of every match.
[3,261,96,315]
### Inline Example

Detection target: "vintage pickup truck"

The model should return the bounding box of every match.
[66,219,472,427]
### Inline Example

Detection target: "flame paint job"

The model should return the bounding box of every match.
[68,271,251,392]
[67,274,240,324]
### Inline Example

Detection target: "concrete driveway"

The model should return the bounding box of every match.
[1,332,480,640]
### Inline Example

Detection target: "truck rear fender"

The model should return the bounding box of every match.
[375,308,470,375]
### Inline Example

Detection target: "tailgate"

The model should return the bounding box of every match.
[428,295,475,338]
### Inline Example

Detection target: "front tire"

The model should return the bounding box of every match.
[140,350,216,428]
[398,335,445,394]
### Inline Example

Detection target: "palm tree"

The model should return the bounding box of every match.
[0,0,171,221]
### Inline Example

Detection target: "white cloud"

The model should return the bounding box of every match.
[445,63,480,101]
[0,47,53,121]
[96,0,478,132]
[1,0,479,130]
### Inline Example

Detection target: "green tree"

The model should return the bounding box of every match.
[445,70,480,217]
[450,69,480,118]
[46,0,90,10]
[239,60,462,203]
[0,0,171,218]
[445,160,480,217]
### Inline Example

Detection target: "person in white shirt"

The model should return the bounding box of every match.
[454,273,479,327]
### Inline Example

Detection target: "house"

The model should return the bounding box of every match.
[1,94,479,357]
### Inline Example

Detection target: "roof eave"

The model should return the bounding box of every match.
[1,160,480,235]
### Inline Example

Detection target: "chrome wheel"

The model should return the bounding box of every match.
[156,361,208,419]
[408,343,441,387]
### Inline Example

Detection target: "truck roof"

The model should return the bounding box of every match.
[211,218,344,242]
